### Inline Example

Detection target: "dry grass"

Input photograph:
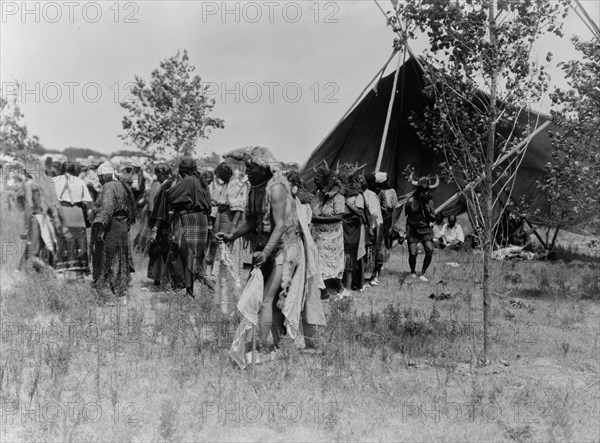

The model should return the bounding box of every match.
[1,203,599,442]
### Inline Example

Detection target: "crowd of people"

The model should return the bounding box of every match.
[13,147,522,361]
[14,150,472,298]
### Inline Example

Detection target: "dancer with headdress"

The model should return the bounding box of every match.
[310,161,348,299]
[405,174,440,281]
[218,147,325,365]
[286,171,313,224]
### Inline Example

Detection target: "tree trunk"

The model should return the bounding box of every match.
[549,224,562,252]
[483,0,498,365]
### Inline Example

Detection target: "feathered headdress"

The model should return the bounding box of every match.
[286,170,314,205]
[336,161,366,196]
[313,160,338,195]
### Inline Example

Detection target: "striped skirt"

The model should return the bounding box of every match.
[92,216,130,299]
[169,211,208,290]
[55,227,90,275]
[55,203,89,276]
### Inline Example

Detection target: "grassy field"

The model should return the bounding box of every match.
[1,204,599,442]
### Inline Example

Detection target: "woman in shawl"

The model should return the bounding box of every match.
[166,157,213,297]
[91,162,136,306]
[309,163,348,299]
[146,164,174,288]
[340,165,368,292]
[134,168,161,254]
[53,161,93,278]
[212,162,246,277]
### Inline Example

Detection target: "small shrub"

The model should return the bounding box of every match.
[552,267,570,295]
[535,268,552,293]
[580,270,599,300]
[158,400,178,442]
[504,424,533,442]
[560,341,570,358]
[545,394,573,442]
[428,304,440,324]
[504,272,523,286]
[548,245,600,264]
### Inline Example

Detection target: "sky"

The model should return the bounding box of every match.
[1,0,599,163]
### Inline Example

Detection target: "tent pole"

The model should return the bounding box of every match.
[373,0,428,75]
[375,49,403,172]
[299,48,398,172]
[339,48,399,123]
[435,120,551,214]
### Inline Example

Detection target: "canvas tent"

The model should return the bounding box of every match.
[300,56,555,224]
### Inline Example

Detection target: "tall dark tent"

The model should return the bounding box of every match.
[300,56,554,221]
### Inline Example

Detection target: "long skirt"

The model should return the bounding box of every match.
[134,208,152,254]
[364,225,382,280]
[55,203,90,275]
[380,209,395,263]
[169,212,208,290]
[311,221,344,280]
[147,225,171,284]
[55,227,90,275]
[19,214,56,270]
[212,209,243,278]
[343,213,362,272]
[92,216,131,299]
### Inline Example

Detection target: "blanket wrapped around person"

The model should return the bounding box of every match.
[229,196,326,368]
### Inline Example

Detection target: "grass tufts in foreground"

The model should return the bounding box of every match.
[1,206,599,442]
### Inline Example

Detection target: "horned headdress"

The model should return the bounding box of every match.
[409,173,440,190]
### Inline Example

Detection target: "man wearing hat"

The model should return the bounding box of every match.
[405,175,440,281]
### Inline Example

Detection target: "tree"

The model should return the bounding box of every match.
[120,50,224,158]
[542,37,600,238]
[0,92,42,160]
[388,0,566,363]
